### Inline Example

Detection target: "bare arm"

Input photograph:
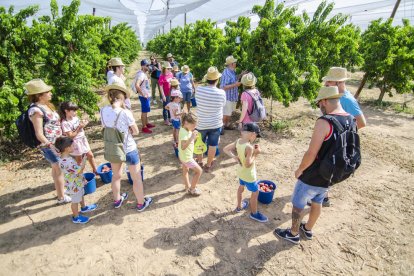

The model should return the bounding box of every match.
[245,144,260,168]
[223,141,241,164]
[181,130,198,151]
[222,82,241,91]
[31,113,50,145]
[129,123,139,135]
[239,100,249,123]
[355,114,366,129]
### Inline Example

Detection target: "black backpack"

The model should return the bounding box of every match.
[318,115,361,185]
[15,104,48,148]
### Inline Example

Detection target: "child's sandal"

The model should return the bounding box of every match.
[188,188,202,196]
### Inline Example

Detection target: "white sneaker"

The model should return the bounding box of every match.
[57,194,72,204]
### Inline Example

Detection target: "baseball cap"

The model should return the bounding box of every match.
[242,122,262,137]
[141,59,150,66]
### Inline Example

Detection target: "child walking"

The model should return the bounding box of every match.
[179,113,202,196]
[59,101,98,174]
[55,137,98,224]
[165,82,183,145]
[223,122,268,223]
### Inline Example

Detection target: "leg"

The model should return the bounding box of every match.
[290,206,304,236]
[71,203,79,217]
[51,163,65,199]
[74,155,82,165]
[189,163,202,190]
[111,163,123,201]
[80,196,86,209]
[151,78,157,99]
[250,191,259,214]
[196,153,203,164]
[86,151,98,174]
[173,129,179,144]
[141,112,148,128]
[186,101,191,112]
[129,162,145,205]
[236,185,245,209]
[182,164,190,190]
[305,202,322,231]
[206,146,216,167]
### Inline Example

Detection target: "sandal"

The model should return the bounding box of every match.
[235,200,249,213]
[188,188,202,196]
[203,161,215,173]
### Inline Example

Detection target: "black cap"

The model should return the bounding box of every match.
[141,59,150,66]
[242,122,262,137]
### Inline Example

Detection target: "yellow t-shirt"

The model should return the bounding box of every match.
[236,139,256,182]
[178,127,194,162]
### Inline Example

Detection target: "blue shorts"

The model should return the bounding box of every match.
[171,119,181,129]
[139,96,151,113]
[181,91,192,102]
[239,179,258,192]
[198,127,222,147]
[40,147,59,164]
[126,150,140,165]
[291,179,328,209]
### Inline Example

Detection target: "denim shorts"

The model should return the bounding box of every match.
[40,147,59,164]
[291,179,328,209]
[126,150,140,165]
[239,179,258,192]
[198,127,222,147]
[139,96,151,113]
[171,119,181,129]
[181,91,192,102]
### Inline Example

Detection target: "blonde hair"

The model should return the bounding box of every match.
[181,112,197,125]
[107,89,126,109]
[28,92,56,111]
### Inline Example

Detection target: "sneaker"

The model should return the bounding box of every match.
[188,188,202,196]
[72,215,89,224]
[299,222,313,240]
[137,197,153,212]
[142,127,153,134]
[80,203,98,213]
[152,100,157,105]
[235,200,249,212]
[249,211,268,223]
[274,228,300,244]
[146,123,155,128]
[57,194,72,204]
[114,193,128,209]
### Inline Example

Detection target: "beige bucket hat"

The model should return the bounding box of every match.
[170,78,179,86]
[225,55,237,66]
[167,53,173,58]
[314,86,342,103]
[25,79,53,95]
[181,65,190,73]
[162,61,172,69]
[204,66,222,81]
[108,57,125,67]
[105,81,131,98]
[241,73,257,87]
[322,67,350,82]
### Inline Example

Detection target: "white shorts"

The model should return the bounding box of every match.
[70,189,85,204]
[223,101,237,116]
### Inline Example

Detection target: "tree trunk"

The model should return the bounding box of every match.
[270,95,273,122]
[378,87,386,103]
[354,74,367,99]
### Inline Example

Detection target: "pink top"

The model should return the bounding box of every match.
[240,89,261,123]
[158,72,174,97]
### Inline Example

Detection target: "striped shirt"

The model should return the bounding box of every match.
[220,67,238,102]
[195,85,226,130]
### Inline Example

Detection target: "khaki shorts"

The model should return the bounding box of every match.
[223,101,237,116]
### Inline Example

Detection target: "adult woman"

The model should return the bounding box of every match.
[100,81,153,211]
[26,79,69,204]
[158,61,174,125]
[107,57,131,110]
[177,65,196,112]
[237,73,261,129]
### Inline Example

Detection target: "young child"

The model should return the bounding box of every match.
[55,137,98,224]
[223,122,268,223]
[59,101,98,174]
[165,87,183,146]
[178,113,203,196]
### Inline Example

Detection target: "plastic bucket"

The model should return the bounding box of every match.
[97,163,112,184]
[127,165,144,185]
[191,97,197,107]
[258,180,277,204]
[83,173,96,195]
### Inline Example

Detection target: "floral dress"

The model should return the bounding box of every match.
[59,156,86,195]
[28,104,62,144]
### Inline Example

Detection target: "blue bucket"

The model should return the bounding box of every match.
[97,163,112,184]
[191,97,197,107]
[258,180,277,204]
[127,165,144,185]
[83,173,96,195]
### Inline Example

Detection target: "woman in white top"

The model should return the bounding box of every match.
[107,57,131,109]
[100,81,153,211]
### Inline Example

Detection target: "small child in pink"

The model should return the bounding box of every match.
[166,89,183,145]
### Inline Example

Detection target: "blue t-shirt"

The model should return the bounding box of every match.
[340,90,363,117]
[177,72,193,93]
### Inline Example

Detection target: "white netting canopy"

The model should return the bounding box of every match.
[2,0,413,43]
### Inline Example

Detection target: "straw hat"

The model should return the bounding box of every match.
[314,86,341,103]
[322,67,350,82]
[241,73,257,87]
[167,53,173,58]
[162,61,172,69]
[173,65,180,72]
[105,81,131,98]
[181,65,190,73]
[25,79,53,95]
[108,57,125,67]
[225,55,237,66]
[170,78,179,86]
[171,90,183,98]
[204,66,222,81]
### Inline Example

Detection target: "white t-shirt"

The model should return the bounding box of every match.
[166,102,181,120]
[100,105,137,153]
[107,70,114,83]
[108,75,131,109]
[134,70,150,97]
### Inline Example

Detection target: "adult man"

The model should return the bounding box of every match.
[220,56,246,134]
[149,55,161,105]
[167,53,179,68]
[133,59,155,134]
[275,86,356,244]
[195,67,226,173]
[108,57,131,109]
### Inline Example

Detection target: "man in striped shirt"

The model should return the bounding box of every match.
[195,67,226,172]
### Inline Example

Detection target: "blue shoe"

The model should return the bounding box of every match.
[114,193,128,209]
[300,222,313,240]
[274,228,300,244]
[80,203,98,213]
[235,200,249,213]
[249,211,268,223]
[137,197,153,212]
[72,215,89,224]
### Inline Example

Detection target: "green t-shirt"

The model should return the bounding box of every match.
[178,128,194,162]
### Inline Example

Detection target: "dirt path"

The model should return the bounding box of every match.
[0,54,413,275]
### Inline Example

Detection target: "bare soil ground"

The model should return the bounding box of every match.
[0,54,413,275]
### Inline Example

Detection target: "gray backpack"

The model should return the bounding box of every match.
[246,89,266,122]
[101,109,126,163]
